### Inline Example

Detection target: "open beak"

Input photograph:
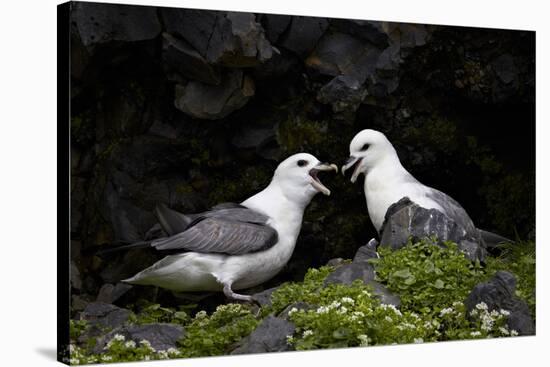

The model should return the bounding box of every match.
[341,156,363,183]
[309,162,338,195]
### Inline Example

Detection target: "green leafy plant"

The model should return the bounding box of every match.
[177,304,259,358]
[370,238,486,316]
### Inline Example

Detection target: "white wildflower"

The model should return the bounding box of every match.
[329,301,341,309]
[510,330,519,336]
[288,307,298,316]
[338,306,348,314]
[101,355,113,362]
[413,338,424,344]
[195,310,207,318]
[316,306,329,314]
[499,327,510,335]
[341,297,355,305]
[167,347,181,356]
[157,350,169,359]
[286,335,295,345]
[470,309,478,316]
[139,339,155,352]
[303,330,314,337]
[500,309,511,316]
[490,310,500,317]
[385,316,393,322]
[114,334,125,341]
[144,356,151,361]
[124,340,136,348]
[452,301,463,307]
[476,302,488,311]
[381,303,402,316]
[357,334,369,346]
[439,307,454,316]
[470,331,482,337]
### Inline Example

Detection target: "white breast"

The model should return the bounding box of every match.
[364,167,442,231]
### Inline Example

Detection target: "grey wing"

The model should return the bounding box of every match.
[425,188,478,233]
[151,217,278,255]
[155,203,198,236]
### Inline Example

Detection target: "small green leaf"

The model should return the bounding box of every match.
[434,279,445,289]
[393,268,412,278]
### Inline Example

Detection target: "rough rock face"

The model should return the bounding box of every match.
[162,33,221,85]
[324,239,400,307]
[161,9,272,67]
[379,197,486,262]
[251,286,280,307]
[79,302,131,330]
[278,16,329,57]
[231,316,295,354]
[174,70,255,119]
[94,324,185,353]
[72,2,161,47]
[465,271,535,335]
[317,75,367,117]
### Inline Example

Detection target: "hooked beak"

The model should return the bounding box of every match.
[341,156,363,183]
[309,162,338,195]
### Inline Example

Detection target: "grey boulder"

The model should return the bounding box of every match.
[94,323,185,353]
[231,316,295,354]
[465,271,534,335]
[72,2,161,47]
[379,197,486,262]
[174,70,255,120]
[79,302,131,330]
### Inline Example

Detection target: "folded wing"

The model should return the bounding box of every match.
[152,203,278,255]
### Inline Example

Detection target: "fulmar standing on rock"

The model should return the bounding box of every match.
[117,153,337,302]
[341,129,510,256]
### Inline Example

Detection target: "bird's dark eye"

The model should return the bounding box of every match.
[297,159,308,167]
[361,143,370,151]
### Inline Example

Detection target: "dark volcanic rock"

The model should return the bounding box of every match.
[259,14,292,44]
[317,75,367,114]
[94,324,185,353]
[465,271,534,335]
[353,238,379,263]
[231,316,295,354]
[330,19,389,48]
[73,2,161,47]
[324,244,400,307]
[369,281,401,307]
[80,302,131,329]
[324,262,375,286]
[161,9,273,66]
[96,283,133,304]
[160,8,218,56]
[306,32,372,77]
[162,33,221,85]
[279,16,329,57]
[251,286,280,307]
[207,12,273,66]
[174,70,255,119]
[379,197,486,262]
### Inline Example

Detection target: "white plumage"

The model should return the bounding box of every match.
[342,129,476,233]
[123,153,336,301]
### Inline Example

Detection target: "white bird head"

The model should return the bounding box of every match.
[272,153,338,198]
[341,129,397,183]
